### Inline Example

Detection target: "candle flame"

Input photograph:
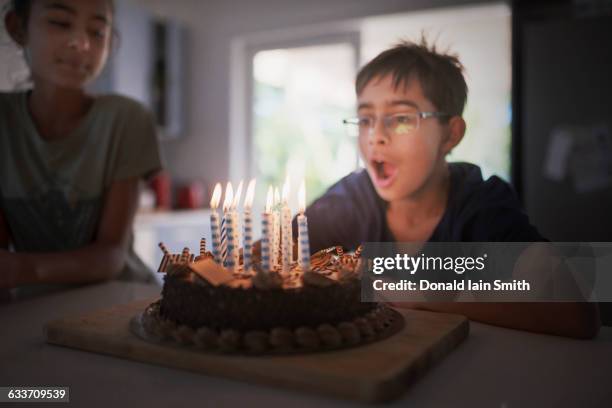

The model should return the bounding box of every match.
[298,180,306,213]
[223,182,234,212]
[281,173,290,204]
[265,186,273,213]
[244,178,256,210]
[210,183,222,209]
[274,187,281,206]
[232,180,244,209]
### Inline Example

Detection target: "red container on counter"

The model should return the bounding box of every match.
[150,171,172,210]
[177,182,205,209]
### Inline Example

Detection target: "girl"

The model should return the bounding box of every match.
[0,0,162,296]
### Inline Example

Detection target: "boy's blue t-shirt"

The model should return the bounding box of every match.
[297,162,545,253]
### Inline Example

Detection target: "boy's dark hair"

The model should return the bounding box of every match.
[356,37,468,119]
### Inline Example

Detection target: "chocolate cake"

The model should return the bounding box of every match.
[137,244,402,354]
[159,248,373,331]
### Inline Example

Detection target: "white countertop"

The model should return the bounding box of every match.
[134,209,212,228]
[1,282,611,407]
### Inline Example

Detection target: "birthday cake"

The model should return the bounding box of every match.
[135,181,402,354]
[138,242,401,354]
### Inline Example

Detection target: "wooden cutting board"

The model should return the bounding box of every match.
[44,299,469,403]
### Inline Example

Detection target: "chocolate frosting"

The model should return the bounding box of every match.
[159,247,374,331]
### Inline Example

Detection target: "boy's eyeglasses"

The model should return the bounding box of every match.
[342,112,451,139]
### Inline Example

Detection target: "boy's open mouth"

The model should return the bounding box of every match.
[371,159,398,188]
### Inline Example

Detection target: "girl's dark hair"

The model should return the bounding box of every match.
[5,0,118,49]
[8,0,116,27]
[10,1,32,24]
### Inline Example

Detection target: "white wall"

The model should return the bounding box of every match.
[0,0,487,190]
[0,0,28,91]
[134,0,485,193]
[112,0,154,107]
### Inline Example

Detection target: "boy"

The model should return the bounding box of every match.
[301,39,600,338]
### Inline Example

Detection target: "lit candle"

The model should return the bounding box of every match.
[220,182,233,264]
[261,186,274,273]
[297,180,310,271]
[242,178,256,273]
[209,183,223,264]
[232,180,244,255]
[273,186,281,269]
[223,183,235,271]
[281,176,292,274]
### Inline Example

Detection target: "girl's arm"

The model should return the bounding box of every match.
[393,301,601,339]
[4,177,140,286]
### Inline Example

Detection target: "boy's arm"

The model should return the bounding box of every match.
[2,177,140,287]
[394,243,601,339]
[394,301,601,339]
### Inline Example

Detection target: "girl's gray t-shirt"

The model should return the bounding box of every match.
[0,91,162,291]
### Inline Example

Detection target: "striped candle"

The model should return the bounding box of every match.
[220,182,234,268]
[272,187,281,268]
[224,211,236,271]
[272,210,279,268]
[220,215,227,264]
[281,204,292,274]
[213,183,223,264]
[210,212,222,264]
[261,212,272,272]
[280,177,293,274]
[260,186,273,273]
[232,180,243,253]
[232,210,239,265]
[297,213,310,271]
[243,210,253,272]
[297,181,310,271]
[242,179,256,273]
[231,212,239,269]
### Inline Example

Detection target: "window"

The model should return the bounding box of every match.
[240,2,511,208]
[360,3,512,180]
[252,41,358,205]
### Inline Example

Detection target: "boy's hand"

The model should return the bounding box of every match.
[0,249,20,289]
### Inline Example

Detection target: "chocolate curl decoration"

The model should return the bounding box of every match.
[341,256,357,267]
[158,242,170,256]
[200,238,206,256]
[158,254,171,272]
[180,247,190,263]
